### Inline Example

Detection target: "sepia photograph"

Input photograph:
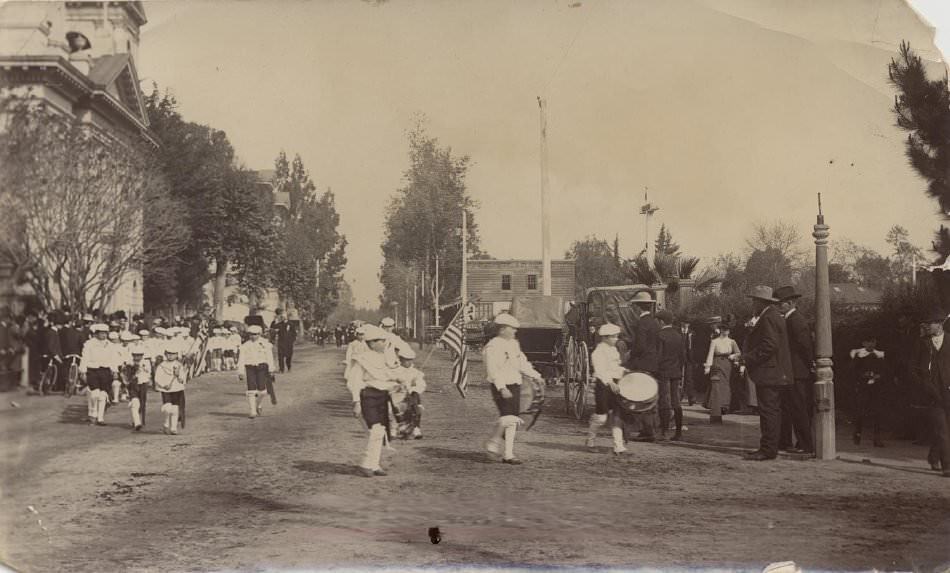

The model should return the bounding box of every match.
[1,0,950,571]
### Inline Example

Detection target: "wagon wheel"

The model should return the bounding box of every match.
[569,341,590,420]
[563,337,577,414]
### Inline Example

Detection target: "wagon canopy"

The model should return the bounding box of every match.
[508,296,565,329]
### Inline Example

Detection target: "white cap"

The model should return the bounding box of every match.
[355,326,366,336]
[247,325,263,335]
[91,323,109,333]
[229,326,238,332]
[598,323,621,337]
[493,313,520,329]
[397,345,416,359]
[154,327,167,336]
[164,346,179,355]
[362,325,388,341]
[138,329,150,336]
[380,317,396,327]
[107,331,119,341]
[120,331,137,342]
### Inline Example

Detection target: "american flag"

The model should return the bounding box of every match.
[439,306,468,397]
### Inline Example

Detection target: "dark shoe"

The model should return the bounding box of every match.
[270,394,277,406]
[358,467,375,478]
[671,432,683,441]
[95,421,106,426]
[782,447,806,454]
[373,469,388,476]
[134,425,142,432]
[502,458,523,465]
[743,451,775,461]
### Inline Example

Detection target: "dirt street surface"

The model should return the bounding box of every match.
[2,344,949,572]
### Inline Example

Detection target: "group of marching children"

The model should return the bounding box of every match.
[75,323,206,434]
[207,327,241,372]
[344,317,426,477]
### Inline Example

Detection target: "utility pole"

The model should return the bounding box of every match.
[433,254,440,327]
[813,193,836,460]
[538,96,552,296]
[640,189,659,262]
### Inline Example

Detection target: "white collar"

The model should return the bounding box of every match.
[784,308,796,319]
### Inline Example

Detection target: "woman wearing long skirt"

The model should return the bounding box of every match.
[704,325,740,423]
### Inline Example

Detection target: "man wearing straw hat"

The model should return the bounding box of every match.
[741,286,794,461]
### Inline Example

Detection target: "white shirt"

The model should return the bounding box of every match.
[80,338,121,373]
[591,342,625,383]
[932,334,945,352]
[395,365,427,394]
[483,336,542,390]
[705,337,741,368]
[384,332,406,369]
[238,338,276,370]
[346,350,399,401]
[154,359,186,393]
[343,339,368,379]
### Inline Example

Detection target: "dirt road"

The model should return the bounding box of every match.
[1,344,949,571]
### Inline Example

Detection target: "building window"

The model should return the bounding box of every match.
[501,274,511,290]
[527,274,537,290]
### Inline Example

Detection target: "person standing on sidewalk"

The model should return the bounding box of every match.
[741,286,794,461]
[483,313,543,465]
[849,334,886,447]
[238,325,276,419]
[656,310,686,441]
[775,285,815,454]
[624,291,660,441]
[586,323,629,454]
[347,325,403,477]
[909,310,950,477]
[271,309,297,373]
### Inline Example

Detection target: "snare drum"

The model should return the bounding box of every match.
[617,372,659,414]
[519,377,545,417]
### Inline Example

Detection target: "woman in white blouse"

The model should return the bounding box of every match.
[704,325,741,422]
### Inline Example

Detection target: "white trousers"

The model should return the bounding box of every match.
[361,424,386,471]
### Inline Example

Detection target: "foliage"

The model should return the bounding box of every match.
[745,219,806,266]
[885,225,924,282]
[565,236,626,299]
[380,118,482,314]
[888,41,950,261]
[0,94,189,312]
[269,152,348,322]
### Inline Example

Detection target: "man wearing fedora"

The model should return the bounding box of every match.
[909,310,950,477]
[741,286,794,461]
[624,290,661,441]
[775,285,815,454]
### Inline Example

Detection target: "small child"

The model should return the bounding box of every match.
[394,346,426,439]
[125,350,152,431]
[155,347,186,435]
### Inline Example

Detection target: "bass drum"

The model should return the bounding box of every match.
[616,371,659,414]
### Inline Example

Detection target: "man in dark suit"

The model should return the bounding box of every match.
[270,309,297,373]
[656,310,685,440]
[775,285,815,454]
[625,290,660,440]
[909,310,950,477]
[741,286,794,461]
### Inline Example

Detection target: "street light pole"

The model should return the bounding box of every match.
[813,193,836,460]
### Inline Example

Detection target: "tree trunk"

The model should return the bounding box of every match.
[213,257,227,321]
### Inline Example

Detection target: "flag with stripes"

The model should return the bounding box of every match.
[439,307,468,397]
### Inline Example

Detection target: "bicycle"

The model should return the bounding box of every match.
[37,356,59,396]
[64,354,83,398]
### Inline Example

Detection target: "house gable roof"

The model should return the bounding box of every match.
[88,53,148,127]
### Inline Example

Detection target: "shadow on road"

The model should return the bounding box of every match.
[522,440,591,454]
[415,446,494,464]
[317,399,357,417]
[292,460,362,476]
[207,412,250,418]
[59,403,89,424]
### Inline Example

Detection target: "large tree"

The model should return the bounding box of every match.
[270,152,347,322]
[0,95,189,313]
[380,119,482,324]
[565,236,626,300]
[889,42,950,260]
[144,88,275,317]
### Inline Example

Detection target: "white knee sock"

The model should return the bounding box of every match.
[503,424,517,459]
[87,389,97,419]
[246,391,258,417]
[96,390,107,421]
[161,403,170,429]
[170,405,179,433]
[130,398,141,427]
[112,380,122,403]
[361,424,385,471]
[588,414,607,440]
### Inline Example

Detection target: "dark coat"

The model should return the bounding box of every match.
[627,313,660,374]
[784,309,814,380]
[909,336,950,409]
[42,326,62,358]
[59,326,83,356]
[743,305,793,387]
[271,319,297,350]
[657,326,685,379]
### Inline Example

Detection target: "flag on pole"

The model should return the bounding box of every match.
[439,306,468,397]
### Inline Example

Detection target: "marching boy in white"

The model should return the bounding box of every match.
[347,325,404,477]
[587,323,630,454]
[80,324,119,426]
[155,347,186,435]
[237,325,276,418]
[395,346,426,439]
[126,347,152,431]
[483,313,543,465]
[342,326,367,381]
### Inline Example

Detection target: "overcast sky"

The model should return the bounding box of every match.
[139,0,950,308]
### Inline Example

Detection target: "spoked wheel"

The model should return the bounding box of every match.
[563,337,577,415]
[39,365,57,396]
[569,341,590,420]
[65,363,79,398]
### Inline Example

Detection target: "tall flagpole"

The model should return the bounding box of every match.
[538,97,552,296]
[461,209,468,322]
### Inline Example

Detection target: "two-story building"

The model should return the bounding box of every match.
[465,259,576,321]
